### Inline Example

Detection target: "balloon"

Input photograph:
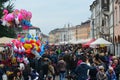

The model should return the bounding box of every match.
[22,26,29,30]
[21,46,25,52]
[33,39,36,42]
[25,49,31,54]
[18,47,22,53]
[17,34,21,38]
[3,9,8,14]
[39,44,45,56]
[18,13,23,21]
[16,40,21,46]
[1,9,32,29]
[35,36,39,41]
[26,11,32,21]
[41,44,45,52]
[37,48,41,52]
[20,38,25,43]
[30,40,35,43]
[27,34,31,39]
[36,40,41,46]
[25,40,30,44]
[21,20,32,27]
[32,43,39,50]
[14,45,18,53]
[5,13,14,22]
[23,43,32,49]
[13,9,19,16]
[20,9,27,19]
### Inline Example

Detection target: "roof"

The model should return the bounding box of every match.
[41,33,49,38]
[29,26,41,32]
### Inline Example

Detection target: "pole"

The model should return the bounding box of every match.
[92,20,94,39]
[112,0,115,55]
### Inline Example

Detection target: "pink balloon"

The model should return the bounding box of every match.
[3,9,8,14]
[20,9,27,19]
[18,13,23,21]
[27,11,32,20]
[5,13,14,22]
[14,9,19,14]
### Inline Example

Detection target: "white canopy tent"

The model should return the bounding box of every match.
[0,37,15,45]
[69,39,91,44]
[90,38,112,47]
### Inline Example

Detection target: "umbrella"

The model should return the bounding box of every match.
[90,38,112,46]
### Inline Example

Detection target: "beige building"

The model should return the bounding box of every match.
[49,20,90,44]
[49,29,58,44]
[49,27,74,44]
[75,20,90,40]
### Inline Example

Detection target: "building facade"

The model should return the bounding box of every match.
[114,0,120,56]
[75,20,90,40]
[49,20,90,44]
[49,27,74,44]
[90,0,120,56]
[40,33,49,42]
[90,0,110,39]
[29,26,41,37]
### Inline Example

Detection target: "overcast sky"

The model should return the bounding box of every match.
[13,0,94,35]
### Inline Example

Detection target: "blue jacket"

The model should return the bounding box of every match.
[75,62,91,80]
[106,70,117,80]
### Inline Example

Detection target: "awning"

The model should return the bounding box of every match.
[0,37,15,45]
[0,47,4,52]
[82,38,96,48]
[90,38,112,47]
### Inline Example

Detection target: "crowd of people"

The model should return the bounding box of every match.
[0,44,120,80]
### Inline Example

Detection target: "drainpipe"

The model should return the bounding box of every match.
[112,0,115,55]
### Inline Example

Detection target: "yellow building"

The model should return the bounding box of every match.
[75,20,90,40]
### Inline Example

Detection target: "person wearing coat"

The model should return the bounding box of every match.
[106,67,117,80]
[47,61,55,80]
[75,55,91,80]
[57,57,66,80]
[96,65,107,80]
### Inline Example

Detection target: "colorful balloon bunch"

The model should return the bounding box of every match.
[0,9,32,29]
[12,39,25,62]
[12,34,44,62]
